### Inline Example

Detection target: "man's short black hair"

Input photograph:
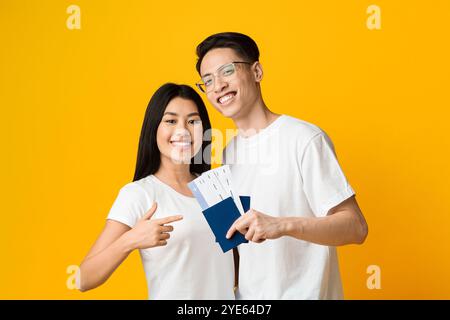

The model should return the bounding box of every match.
[196,32,260,74]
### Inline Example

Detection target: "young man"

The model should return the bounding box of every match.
[195,32,368,299]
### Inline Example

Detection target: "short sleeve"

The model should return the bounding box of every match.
[300,132,355,217]
[106,183,153,228]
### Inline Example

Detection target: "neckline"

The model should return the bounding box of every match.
[236,114,286,144]
[150,175,197,200]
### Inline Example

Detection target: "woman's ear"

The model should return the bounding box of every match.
[253,61,264,82]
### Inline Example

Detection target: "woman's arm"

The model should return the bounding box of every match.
[78,220,133,292]
[78,203,183,292]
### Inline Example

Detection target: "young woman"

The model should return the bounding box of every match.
[78,83,235,299]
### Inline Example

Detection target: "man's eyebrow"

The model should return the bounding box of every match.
[202,62,231,78]
[201,64,223,78]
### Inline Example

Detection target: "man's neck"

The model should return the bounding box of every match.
[233,99,280,138]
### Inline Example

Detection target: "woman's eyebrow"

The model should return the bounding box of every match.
[163,112,178,116]
[163,112,199,117]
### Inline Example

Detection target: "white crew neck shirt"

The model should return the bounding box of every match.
[107,174,235,300]
[223,115,355,299]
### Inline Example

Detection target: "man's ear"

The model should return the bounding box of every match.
[253,61,264,82]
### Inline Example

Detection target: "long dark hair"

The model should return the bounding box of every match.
[133,83,212,181]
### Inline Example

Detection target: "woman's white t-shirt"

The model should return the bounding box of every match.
[223,115,355,299]
[107,175,235,300]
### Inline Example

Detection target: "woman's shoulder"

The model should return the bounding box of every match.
[107,176,158,227]
[117,175,157,202]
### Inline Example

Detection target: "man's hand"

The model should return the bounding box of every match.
[226,209,287,243]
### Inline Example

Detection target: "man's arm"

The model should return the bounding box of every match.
[226,195,368,246]
[284,196,368,246]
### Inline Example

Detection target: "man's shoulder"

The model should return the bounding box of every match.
[279,115,323,137]
[259,115,324,150]
[223,115,325,149]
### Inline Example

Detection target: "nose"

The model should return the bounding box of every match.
[213,76,228,94]
[173,127,190,138]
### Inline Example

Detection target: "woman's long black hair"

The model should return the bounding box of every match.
[133,83,212,181]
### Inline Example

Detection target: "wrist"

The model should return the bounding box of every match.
[283,217,304,238]
[120,230,137,253]
[279,217,292,237]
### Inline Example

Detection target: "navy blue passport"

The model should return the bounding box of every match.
[212,195,251,243]
[239,196,251,213]
[203,196,250,253]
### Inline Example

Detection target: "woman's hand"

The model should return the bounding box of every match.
[125,202,183,250]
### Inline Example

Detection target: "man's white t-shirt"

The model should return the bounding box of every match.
[107,175,235,300]
[223,115,355,299]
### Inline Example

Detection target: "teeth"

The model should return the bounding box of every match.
[219,93,235,104]
[171,141,191,147]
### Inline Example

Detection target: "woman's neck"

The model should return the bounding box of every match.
[154,156,194,186]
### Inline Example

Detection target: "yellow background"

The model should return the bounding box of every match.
[1,0,449,299]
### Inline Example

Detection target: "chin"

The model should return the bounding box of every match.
[172,156,192,164]
[218,104,242,119]
[168,150,193,164]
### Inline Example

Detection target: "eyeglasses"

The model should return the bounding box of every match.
[196,61,252,93]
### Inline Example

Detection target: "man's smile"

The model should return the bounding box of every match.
[217,91,237,105]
